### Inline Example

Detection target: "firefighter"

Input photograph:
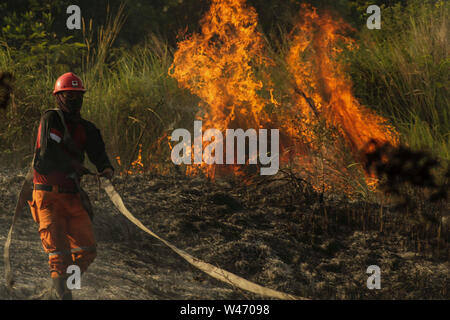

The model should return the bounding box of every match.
[29,72,114,299]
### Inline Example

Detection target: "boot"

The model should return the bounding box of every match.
[31,278,71,300]
[52,276,73,300]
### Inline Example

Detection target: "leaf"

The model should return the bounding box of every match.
[72,42,87,48]
[61,36,74,43]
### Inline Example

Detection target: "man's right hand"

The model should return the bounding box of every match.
[99,167,114,180]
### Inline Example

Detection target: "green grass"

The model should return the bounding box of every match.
[349,0,449,161]
[81,39,198,172]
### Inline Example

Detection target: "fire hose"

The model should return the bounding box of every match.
[100,177,306,300]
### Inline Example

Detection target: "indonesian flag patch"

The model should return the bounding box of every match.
[49,128,63,143]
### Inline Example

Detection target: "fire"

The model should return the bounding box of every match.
[128,144,145,174]
[286,4,398,155]
[169,0,270,128]
[169,0,399,194]
[284,4,398,192]
[116,145,145,175]
[169,0,274,178]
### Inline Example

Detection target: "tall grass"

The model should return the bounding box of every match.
[0,0,447,179]
[82,38,198,172]
[350,0,449,161]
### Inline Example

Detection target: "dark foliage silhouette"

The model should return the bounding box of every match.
[0,72,14,110]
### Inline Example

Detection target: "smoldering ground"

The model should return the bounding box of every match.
[0,159,448,299]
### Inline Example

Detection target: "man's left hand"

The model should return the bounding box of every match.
[99,168,114,180]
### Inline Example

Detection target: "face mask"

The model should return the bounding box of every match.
[65,95,83,112]
[56,93,83,115]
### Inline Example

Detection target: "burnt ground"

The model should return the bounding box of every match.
[0,167,448,300]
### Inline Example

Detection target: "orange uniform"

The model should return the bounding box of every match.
[29,188,96,278]
[30,108,113,278]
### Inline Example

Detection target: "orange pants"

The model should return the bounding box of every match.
[28,188,97,278]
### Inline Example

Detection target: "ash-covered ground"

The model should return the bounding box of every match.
[0,167,448,300]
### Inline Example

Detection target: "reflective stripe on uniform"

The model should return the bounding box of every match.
[71,246,96,253]
[48,250,71,257]
[49,246,96,256]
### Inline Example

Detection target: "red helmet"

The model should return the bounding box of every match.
[52,72,86,95]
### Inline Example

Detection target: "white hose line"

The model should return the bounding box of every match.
[102,178,308,300]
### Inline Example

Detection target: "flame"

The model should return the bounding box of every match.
[284,4,398,192]
[170,0,270,128]
[169,0,399,194]
[129,144,145,174]
[116,144,144,175]
[286,4,398,155]
[115,145,146,175]
[169,0,274,178]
